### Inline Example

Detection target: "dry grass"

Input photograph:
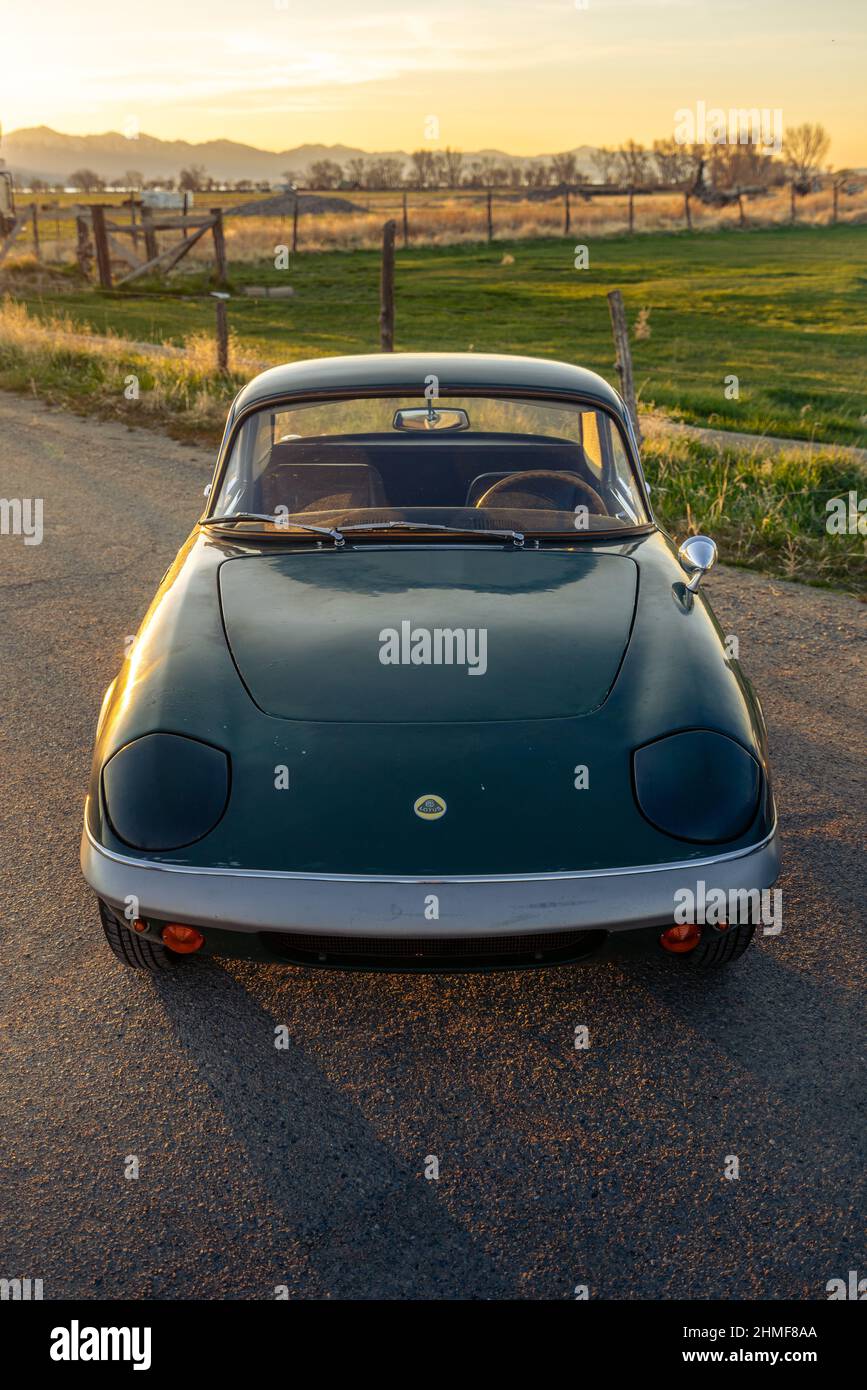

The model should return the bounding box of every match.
[12,184,867,267]
[203,186,867,260]
[0,295,240,438]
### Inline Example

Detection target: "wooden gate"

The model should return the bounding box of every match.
[76,202,228,288]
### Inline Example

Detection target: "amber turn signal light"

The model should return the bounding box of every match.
[161,923,205,954]
[659,922,701,954]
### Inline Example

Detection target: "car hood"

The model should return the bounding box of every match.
[218,547,637,722]
[88,530,774,875]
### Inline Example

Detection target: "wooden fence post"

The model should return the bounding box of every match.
[737,189,746,228]
[75,216,93,277]
[607,289,642,445]
[30,204,40,260]
[790,180,796,224]
[141,206,158,261]
[628,188,635,234]
[89,204,113,288]
[486,189,493,242]
[832,180,839,225]
[215,298,229,372]
[292,197,299,253]
[684,191,692,230]
[210,207,227,285]
[402,191,409,248]
[379,219,396,351]
[564,188,571,235]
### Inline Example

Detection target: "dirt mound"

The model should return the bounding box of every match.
[228,192,365,218]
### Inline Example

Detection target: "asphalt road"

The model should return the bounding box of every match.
[0,391,864,1301]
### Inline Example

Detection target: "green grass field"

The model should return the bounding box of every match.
[1,223,864,593]
[6,223,867,445]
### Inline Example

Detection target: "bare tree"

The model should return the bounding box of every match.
[344,157,366,188]
[178,164,207,192]
[69,168,105,192]
[651,139,707,186]
[360,157,404,190]
[590,146,619,185]
[523,159,552,188]
[713,142,777,189]
[410,149,437,188]
[682,144,707,188]
[651,139,681,184]
[308,159,343,189]
[442,147,464,188]
[474,156,504,188]
[362,158,382,190]
[616,141,651,187]
[783,123,831,184]
[427,152,445,187]
[123,170,144,191]
[380,158,406,189]
[550,151,578,186]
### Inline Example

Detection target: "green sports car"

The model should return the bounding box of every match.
[81,352,779,973]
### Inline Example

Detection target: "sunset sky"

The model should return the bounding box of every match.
[4,0,866,164]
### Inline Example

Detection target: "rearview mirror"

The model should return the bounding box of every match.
[678,534,718,592]
[393,406,470,432]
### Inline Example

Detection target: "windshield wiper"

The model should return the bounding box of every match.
[201,515,526,547]
[200,513,346,544]
[339,521,525,545]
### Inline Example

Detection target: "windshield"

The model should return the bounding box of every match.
[209,394,650,536]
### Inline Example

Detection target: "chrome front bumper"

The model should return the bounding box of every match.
[81,825,780,939]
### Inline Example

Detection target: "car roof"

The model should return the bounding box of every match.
[232,352,626,420]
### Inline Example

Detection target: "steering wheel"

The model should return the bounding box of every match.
[475,469,607,514]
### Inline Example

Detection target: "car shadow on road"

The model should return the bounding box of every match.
[150,960,514,1299]
[612,945,866,1156]
[145,935,865,1299]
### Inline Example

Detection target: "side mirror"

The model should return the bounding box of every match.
[678,534,717,592]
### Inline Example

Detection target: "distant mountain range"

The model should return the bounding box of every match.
[0,126,601,185]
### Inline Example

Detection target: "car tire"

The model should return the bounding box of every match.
[98,899,178,972]
[688,922,756,968]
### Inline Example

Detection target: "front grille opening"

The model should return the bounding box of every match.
[262,929,607,971]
